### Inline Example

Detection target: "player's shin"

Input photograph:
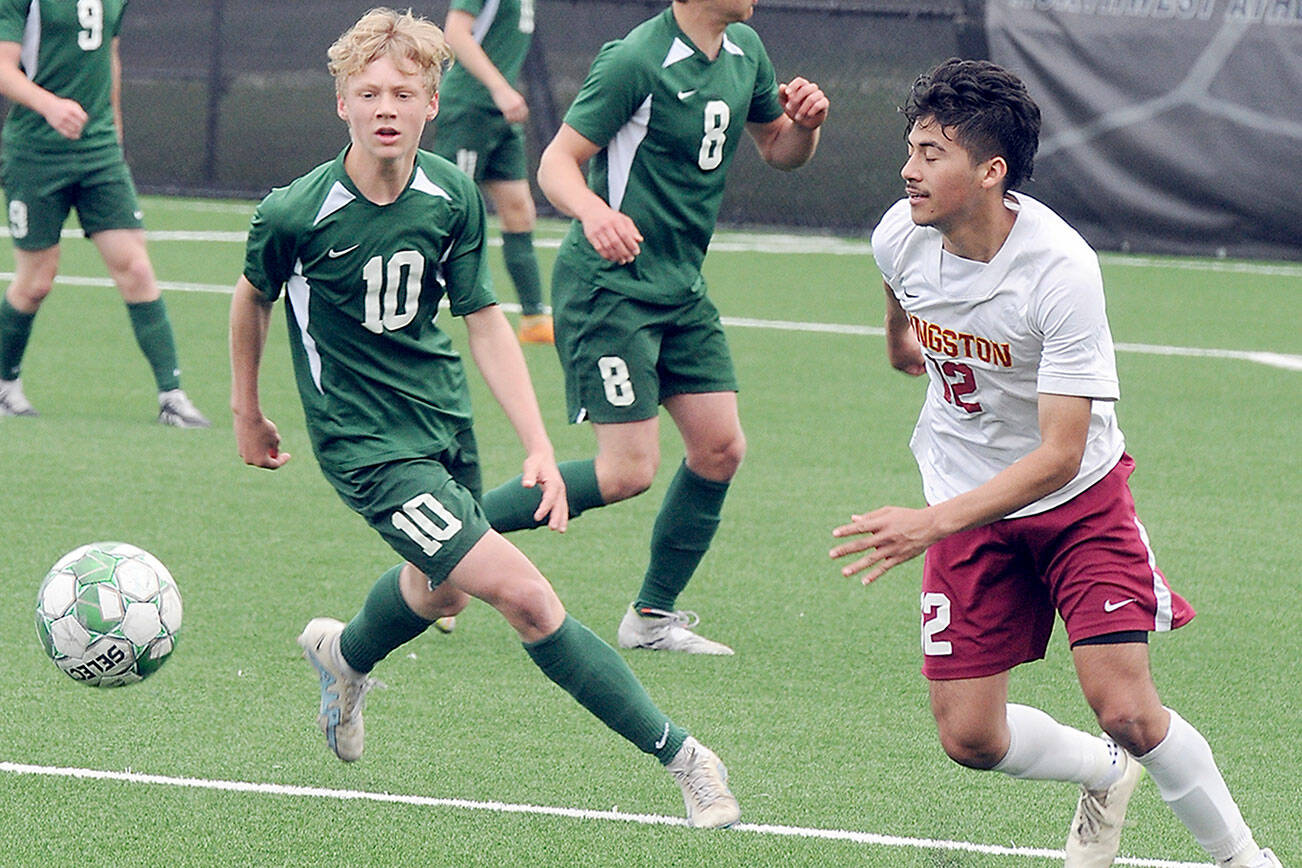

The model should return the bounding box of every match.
[482,459,604,532]
[523,614,687,762]
[338,564,434,673]
[1135,708,1258,862]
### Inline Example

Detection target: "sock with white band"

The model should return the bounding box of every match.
[992,703,1121,791]
[1135,707,1256,862]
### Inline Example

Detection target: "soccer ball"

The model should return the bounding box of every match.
[34,542,183,687]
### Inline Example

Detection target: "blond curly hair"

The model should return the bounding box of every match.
[327,7,454,97]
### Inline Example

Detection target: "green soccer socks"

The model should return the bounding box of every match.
[126,298,182,392]
[525,614,688,763]
[0,296,35,380]
[502,231,545,316]
[339,565,433,674]
[635,461,729,613]
[482,459,605,532]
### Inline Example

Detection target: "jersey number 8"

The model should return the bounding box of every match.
[698,100,730,171]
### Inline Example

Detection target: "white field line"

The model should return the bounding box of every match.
[3,272,1298,373]
[0,761,1212,867]
[6,226,1302,277]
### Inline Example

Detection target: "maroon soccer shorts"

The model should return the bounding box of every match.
[919,453,1195,681]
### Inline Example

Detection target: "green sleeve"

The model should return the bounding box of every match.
[0,0,28,44]
[242,195,297,303]
[746,33,783,124]
[562,40,649,148]
[449,0,485,13]
[444,178,497,317]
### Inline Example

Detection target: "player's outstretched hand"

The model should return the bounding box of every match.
[829,505,936,584]
[778,77,829,130]
[523,452,569,532]
[234,414,292,470]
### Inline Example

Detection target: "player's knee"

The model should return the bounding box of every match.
[687,432,749,486]
[9,265,57,307]
[1094,702,1166,756]
[936,724,1004,770]
[496,572,563,636]
[112,256,158,302]
[600,456,658,502]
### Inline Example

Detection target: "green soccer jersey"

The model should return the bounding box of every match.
[556,7,783,304]
[0,0,125,156]
[243,148,498,472]
[440,0,534,114]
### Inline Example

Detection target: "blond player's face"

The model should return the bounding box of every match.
[337,54,437,164]
[900,117,988,232]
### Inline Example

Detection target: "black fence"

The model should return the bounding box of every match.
[101,0,978,237]
[6,1,1295,258]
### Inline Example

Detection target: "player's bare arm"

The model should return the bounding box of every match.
[830,392,1092,583]
[746,76,828,170]
[538,123,642,264]
[463,304,569,531]
[443,9,528,123]
[229,275,291,470]
[0,41,87,140]
[883,283,926,376]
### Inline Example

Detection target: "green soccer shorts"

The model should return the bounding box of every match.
[322,429,490,589]
[1,149,143,251]
[551,260,738,424]
[432,106,527,182]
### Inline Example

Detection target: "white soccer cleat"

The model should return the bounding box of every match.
[297,617,380,762]
[157,388,211,428]
[1065,739,1144,867]
[617,605,734,655]
[666,736,741,829]
[433,615,456,634]
[1223,847,1283,868]
[0,377,37,416]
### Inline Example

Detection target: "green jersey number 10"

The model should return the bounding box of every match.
[362,251,425,334]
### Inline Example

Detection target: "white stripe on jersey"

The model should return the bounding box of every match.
[662,37,694,68]
[472,0,501,44]
[314,182,355,226]
[606,95,652,212]
[1134,516,1173,631]
[21,0,40,80]
[286,261,324,394]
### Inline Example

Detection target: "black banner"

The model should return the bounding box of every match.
[987,1,1302,260]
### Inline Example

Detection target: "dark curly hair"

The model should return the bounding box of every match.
[903,59,1041,192]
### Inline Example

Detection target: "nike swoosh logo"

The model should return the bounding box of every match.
[327,244,360,258]
[1103,598,1137,612]
[677,89,697,101]
[654,721,670,750]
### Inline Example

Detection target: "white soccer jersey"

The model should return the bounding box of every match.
[871,193,1126,518]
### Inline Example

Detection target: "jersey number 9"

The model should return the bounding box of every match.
[77,0,103,51]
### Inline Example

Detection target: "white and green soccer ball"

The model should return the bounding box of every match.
[35,542,183,687]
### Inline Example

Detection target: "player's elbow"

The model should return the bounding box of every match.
[1042,444,1085,492]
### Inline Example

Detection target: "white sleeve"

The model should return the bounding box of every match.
[1030,258,1120,401]
[870,199,913,290]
